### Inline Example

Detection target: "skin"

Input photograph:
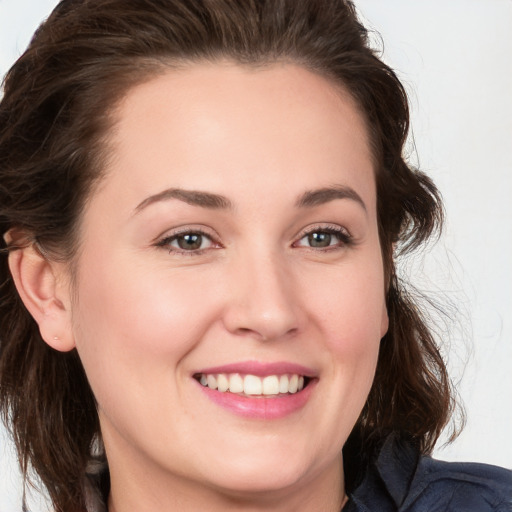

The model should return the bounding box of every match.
[10,62,388,511]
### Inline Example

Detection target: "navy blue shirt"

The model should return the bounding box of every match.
[343,434,512,511]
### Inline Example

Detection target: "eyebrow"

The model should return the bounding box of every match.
[134,188,232,213]
[295,185,367,212]
[134,184,366,214]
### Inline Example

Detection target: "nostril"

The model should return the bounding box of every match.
[222,288,301,341]
[235,325,299,342]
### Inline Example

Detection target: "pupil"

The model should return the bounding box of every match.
[309,232,331,247]
[178,234,202,250]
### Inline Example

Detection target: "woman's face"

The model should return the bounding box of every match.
[65,63,388,505]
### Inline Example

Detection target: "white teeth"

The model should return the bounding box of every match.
[217,373,229,392]
[229,373,244,393]
[244,374,262,395]
[262,375,280,395]
[207,374,217,390]
[197,372,307,396]
[279,375,289,393]
[289,374,299,393]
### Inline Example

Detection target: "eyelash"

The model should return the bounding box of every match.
[293,225,353,251]
[155,228,220,256]
[155,224,353,255]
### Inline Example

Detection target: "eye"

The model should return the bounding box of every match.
[156,230,217,253]
[294,226,352,250]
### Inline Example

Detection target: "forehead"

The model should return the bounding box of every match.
[96,62,375,215]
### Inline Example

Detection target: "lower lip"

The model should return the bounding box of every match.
[196,379,316,420]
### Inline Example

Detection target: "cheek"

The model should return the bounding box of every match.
[301,263,385,455]
[306,257,386,387]
[311,267,386,346]
[74,255,218,351]
[327,310,381,393]
[69,253,226,412]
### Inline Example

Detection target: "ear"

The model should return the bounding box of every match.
[380,300,389,338]
[6,233,75,352]
[380,245,393,338]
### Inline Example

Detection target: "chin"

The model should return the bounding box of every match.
[199,450,321,498]
[210,470,305,500]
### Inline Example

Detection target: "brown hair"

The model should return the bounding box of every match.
[0,0,457,509]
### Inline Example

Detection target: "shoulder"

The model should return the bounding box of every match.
[346,434,512,512]
[406,456,512,512]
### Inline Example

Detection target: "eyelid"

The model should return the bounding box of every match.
[294,223,351,240]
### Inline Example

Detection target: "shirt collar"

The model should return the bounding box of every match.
[374,433,421,507]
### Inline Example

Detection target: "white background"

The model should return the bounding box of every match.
[1,0,511,509]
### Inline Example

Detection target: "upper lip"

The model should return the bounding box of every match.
[193,360,317,378]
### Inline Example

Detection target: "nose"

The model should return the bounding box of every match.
[222,252,301,341]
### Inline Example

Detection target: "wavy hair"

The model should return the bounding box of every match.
[0,0,457,509]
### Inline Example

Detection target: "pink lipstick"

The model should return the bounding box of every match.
[193,361,317,420]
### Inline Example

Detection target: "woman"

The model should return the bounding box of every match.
[0,0,510,511]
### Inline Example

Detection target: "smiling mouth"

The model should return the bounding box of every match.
[194,373,311,397]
